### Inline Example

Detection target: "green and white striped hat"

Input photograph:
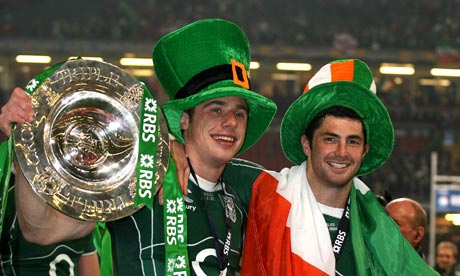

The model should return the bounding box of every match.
[280,59,394,175]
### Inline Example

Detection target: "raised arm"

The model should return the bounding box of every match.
[14,162,96,245]
[1,87,95,245]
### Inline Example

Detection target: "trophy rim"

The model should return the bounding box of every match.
[13,59,169,221]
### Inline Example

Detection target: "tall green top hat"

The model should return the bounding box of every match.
[281,59,394,175]
[153,18,277,154]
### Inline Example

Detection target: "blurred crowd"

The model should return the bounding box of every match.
[363,77,460,202]
[1,0,460,204]
[1,0,460,50]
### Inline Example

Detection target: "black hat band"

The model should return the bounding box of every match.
[175,60,251,100]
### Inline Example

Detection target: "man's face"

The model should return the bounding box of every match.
[181,96,248,168]
[386,202,421,248]
[302,115,369,188]
[436,247,457,271]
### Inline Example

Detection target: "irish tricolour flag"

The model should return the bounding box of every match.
[241,162,437,276]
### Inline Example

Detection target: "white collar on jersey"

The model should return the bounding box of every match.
[189,174,223,192]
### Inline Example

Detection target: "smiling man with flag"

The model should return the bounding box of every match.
[241,59,438,275]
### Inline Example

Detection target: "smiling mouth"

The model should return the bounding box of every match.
[212,135,235,142]
[328,161,348,169]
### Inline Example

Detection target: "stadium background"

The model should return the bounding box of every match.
[1,0,459,264]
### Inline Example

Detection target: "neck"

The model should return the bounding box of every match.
[306,168,352,209]
[186,152,226,183]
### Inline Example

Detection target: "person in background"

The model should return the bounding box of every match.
[434,241,460,276]
[386,197,427,258]
[241,59,438,275]
[0,89,100,275]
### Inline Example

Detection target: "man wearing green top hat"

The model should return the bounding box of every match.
[102,18,276,276]
[241,59,438,275]
[0,19,276,275]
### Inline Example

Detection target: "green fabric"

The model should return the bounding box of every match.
[280,59,394,175]
[153,19,277,154]
[134,81,160,209]
[1,184,96,275]
[94,222,115,276]
[102,158,262,275]
[350,182,439,275]
[163,156,190,276]
[0,138,13,237]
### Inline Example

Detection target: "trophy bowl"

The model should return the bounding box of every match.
[13,59,169,221]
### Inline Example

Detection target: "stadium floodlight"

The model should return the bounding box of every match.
[379,63,415,75]
[445,213,460,226]
[276,62,312,71]
[250,61,260,70]
[125,69,154,77]
[120,57,153,67]
[419,78,451,87]
[271,73,298,81]
[15,55,52,64]
[68,56,104,61]
[430,68,460,77]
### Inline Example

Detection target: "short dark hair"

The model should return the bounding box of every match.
[184,108,195,118]
[304,106,366,147]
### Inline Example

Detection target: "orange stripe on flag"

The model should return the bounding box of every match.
[303,84,309,94]
[242,171,330,276]
[331,60,354,82]
[291,250,330,276]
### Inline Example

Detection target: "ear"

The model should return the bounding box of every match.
[180,112,189,131]
[363,143,370,158]
[414,226,425,244]
[301,134,311,158]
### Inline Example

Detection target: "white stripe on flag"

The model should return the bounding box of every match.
[307,64,332,92]
[275,163,336,275]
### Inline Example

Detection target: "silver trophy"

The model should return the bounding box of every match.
[14,59,169,221]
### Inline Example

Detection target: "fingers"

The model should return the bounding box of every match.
[170,139,189,196]
[158,187,164,206]
[0,114,12,137]
[180,166,190,196]
[0,87,34,137]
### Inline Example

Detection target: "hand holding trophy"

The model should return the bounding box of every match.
[13,58,169,221]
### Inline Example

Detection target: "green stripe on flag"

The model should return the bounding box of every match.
[350,181,438,275]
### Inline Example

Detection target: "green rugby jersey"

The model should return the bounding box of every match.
[324,212,356,276]
[0,185,96,276]
[106,158,264,276]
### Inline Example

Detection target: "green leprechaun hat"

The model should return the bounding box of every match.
[280,59,394,175]
[153,18,277,154]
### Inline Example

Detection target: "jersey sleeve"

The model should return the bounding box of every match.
[223,158,265,210]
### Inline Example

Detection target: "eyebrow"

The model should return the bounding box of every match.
[203,99,248,111]
[321,132,364,140]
